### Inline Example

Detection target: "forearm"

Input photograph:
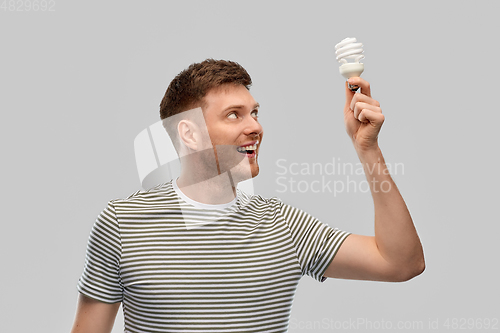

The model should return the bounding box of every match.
[357,146,425,279]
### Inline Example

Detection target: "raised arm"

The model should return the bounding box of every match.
[324,77,425,282]
[70,294,120,333]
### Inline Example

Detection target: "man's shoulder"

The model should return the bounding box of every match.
[109,181,177,208]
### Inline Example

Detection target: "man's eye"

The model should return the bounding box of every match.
[251,111,259,118]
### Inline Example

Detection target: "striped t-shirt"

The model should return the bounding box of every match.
[77,179,350,333]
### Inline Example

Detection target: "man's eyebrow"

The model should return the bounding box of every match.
[223,103,260,112]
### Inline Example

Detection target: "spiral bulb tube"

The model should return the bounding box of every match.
[335,37,364,64]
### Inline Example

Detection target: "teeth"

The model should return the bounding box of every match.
[237,142,258,152]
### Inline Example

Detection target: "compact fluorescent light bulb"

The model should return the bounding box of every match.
[335,37,364,91]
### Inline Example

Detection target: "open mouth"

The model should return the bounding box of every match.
[236,141,258,157]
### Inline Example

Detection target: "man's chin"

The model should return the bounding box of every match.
[251,166,260,178]
[228,165,259,184]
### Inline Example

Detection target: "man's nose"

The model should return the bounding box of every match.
[243,115,263,137]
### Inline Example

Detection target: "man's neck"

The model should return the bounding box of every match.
[176,172,237,205]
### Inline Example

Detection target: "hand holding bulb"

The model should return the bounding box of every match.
[335,37,364,92]
[335,37,384,151]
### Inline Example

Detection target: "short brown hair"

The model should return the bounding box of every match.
[159,59,252,120]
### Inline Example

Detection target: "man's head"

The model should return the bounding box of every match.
[160,59,263,181]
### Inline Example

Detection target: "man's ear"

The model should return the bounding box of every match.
[178,119,201,152]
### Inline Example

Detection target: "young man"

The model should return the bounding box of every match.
[71,59,424,333]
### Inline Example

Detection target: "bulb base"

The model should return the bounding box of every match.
[339,63,364,79]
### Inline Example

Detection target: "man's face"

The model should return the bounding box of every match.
[201,84,264,180]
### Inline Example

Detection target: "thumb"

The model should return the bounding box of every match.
[344,81,355,112]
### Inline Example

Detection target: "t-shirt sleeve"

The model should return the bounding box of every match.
[77,201,123,303]
[278,201,350,282]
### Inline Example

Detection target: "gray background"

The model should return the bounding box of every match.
[1,1,499,332]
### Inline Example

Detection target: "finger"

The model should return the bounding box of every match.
[353,102,382,121]
[350,93,380,112]
[349,94,382,112]
[358,108,385,126]
[347,77,371,98]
